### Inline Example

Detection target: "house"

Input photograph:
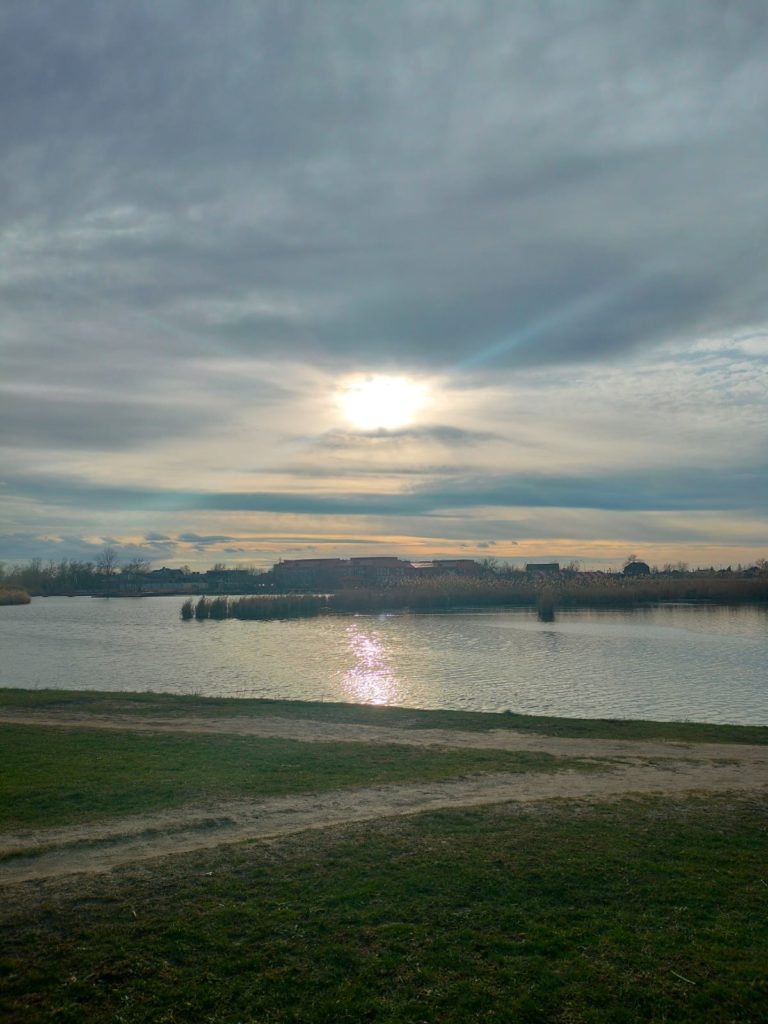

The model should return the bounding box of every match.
[129,567,205,594]
[204,568,265,593]
[525,563,560,575]
[149,567,187,581]
[623,561,651,577]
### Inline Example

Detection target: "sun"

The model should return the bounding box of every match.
[337,375,427,430]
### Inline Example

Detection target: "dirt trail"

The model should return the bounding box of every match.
[3,761,767,885]
[2,710,767,884]
[3,709,768,763]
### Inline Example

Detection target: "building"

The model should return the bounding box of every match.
[411,559,483,577]
[149,567,187,581]
[271,556,483,590]
[623,560,651,577]
[115,567,206,594]
[204,568,265,593]
[525,563,560,575]
[348,557,414,584]
[272,558,348,590]
[431,559,482,576]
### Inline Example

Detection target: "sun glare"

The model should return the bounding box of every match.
[338,375,427,430]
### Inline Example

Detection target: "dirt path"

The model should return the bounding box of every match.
[4,709,768,763]
[3,761,767,885]
[2,710,767,884]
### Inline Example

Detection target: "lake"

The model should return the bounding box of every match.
[0,597,766,724]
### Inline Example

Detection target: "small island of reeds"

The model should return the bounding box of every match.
[0,588,31,606]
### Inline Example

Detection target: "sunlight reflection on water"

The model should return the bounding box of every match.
[0,598,766,723]
[341,624,400,705]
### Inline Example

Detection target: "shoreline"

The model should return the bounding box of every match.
[2,686,768,744]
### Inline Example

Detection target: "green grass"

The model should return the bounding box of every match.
[2,687,767,744]
[1,794,766,1022]
[0,724,587,830]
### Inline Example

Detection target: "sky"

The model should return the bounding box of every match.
[1,0,767,571]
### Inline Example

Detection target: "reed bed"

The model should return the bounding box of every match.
[0,588,31,606]
[180,573,768,622]
[555,575,768,608]
[183,594,327,620]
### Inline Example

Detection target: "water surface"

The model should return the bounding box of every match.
[0,597,766,724]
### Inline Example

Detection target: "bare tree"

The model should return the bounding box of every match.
[121,558,151,576]
[96,546,119,577]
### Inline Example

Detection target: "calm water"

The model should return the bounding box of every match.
[0,597,766,724]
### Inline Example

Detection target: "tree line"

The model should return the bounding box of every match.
[0,547,150,595]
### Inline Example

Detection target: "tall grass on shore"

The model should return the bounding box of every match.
[555,574,768,608]
[179,595,234,620]
[181,573,768,622]
[230,594,327,619]
[0,588,31,606]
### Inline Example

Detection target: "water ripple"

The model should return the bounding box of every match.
[0,599,766,724]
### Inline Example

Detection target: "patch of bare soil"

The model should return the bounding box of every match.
[2,710,767,884]
[3,709,768,762]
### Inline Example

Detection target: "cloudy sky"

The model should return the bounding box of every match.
[2,0,767,570]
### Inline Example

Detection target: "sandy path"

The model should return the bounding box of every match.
[2,710,766,884]
[3,760,767,885]
[3,709,768,763]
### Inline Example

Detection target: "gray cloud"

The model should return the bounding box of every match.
[177,533,237,545]
[0,390,196,451]
[0,531,175,564]
[5,459,767,517]
[2,0,767,383]
[278,464,476,479]
[2,2,767,562]
[314,426,502,449]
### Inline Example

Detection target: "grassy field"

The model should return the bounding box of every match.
[2,687,768,745]
[2,794,766,1023]
[1,692,765,1021]
[0,723,585,831]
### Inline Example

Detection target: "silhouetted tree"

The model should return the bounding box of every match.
[121,559,151,575]
[96,546,119,578]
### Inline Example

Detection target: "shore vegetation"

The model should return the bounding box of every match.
[181,572,768,622]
